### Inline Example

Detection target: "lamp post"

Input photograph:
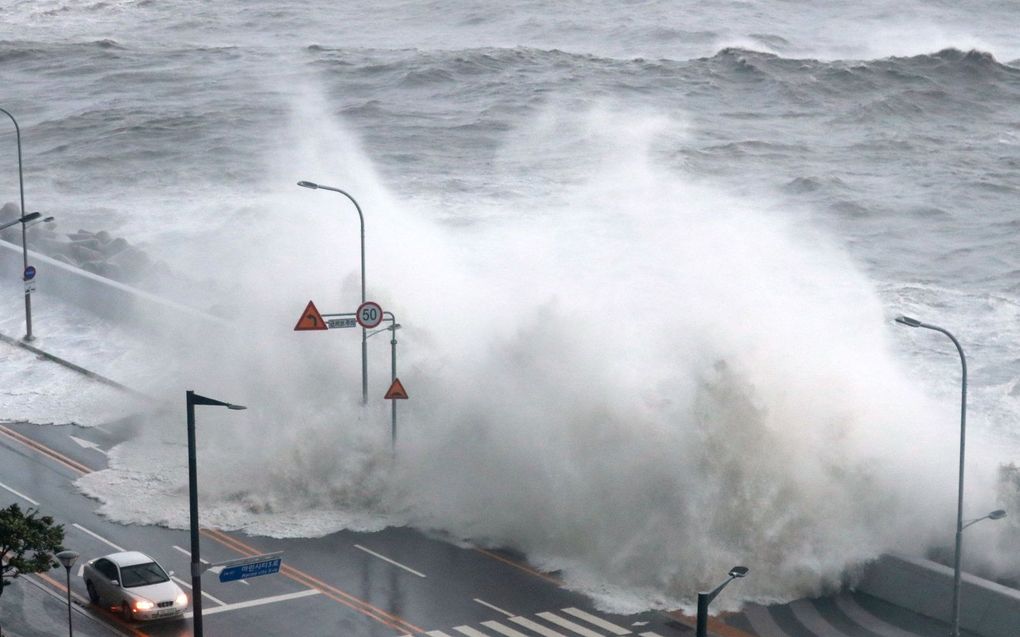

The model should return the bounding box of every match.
[0,210,40,232]
[895,315,969,637]
[962,509,1007,531]
[0,107,34,341]
[297,180,368,405]
[55,550,79,637]
[186,390,246,637]
[370,315,401,449]
[696,566,749,637]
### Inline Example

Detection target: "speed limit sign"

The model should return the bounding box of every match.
[356,301,383,328]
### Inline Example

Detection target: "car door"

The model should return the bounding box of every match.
[94,559,118,604]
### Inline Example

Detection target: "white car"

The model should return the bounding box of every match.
[82,551,188,621]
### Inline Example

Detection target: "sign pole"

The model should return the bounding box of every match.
[390,324,397,450]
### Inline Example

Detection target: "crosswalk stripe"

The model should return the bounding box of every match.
[427,631,455,637]
[835,594,924,637]
[509,616,570,637]
[561,608,631,635]
[483,620,533,637]
[791,599,854,637]
[743,604,790,637]
[454,626,493,637]
[538,611,606,637]
[638,632,665,637]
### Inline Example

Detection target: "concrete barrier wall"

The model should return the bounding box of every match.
[857,553,1020,637]
[0,239,226,333]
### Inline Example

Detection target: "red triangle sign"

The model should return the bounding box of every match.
[385,378,408,400]
[294,300,328,331]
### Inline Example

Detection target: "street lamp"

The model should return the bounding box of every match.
[186,390,246,637]
[0,107,35,340]
[297,180,368,405]
[895,314,969,637]
[369,316,401,449]
[0,210,40,232]
[55,550,79,637]
[961,509,1007,531]
[696,565,749,637]
[24,214,55,229]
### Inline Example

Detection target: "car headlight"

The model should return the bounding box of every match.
[176,592,188,606]
[134,599,155,611]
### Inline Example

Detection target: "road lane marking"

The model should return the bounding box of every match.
[0,424,93,474]
[538,611,607,637]
[454,627,491,637]
[509,616,570,637]
[561,608,631,634]
[482,621,532,637]
[426,632,455,637]
[638,633,665,637]
[171,575,226,606]
[69,435,108,456]
[201,527,424,634]
[474,598,514,616]
[354,544,426,578]
[184,588,321,616]
[474,548,562,585]
[834,594,923,637]
[0,479,39,505]
[790,599,854,637]
[72,523,125,552]
[172,544,210,564]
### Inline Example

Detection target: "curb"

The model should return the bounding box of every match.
[0,331,154,403]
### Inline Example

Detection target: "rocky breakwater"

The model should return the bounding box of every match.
[0,202,169,286]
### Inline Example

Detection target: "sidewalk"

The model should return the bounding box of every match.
[0,573,119,637]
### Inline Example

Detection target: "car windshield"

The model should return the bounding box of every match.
[119,562,169,588]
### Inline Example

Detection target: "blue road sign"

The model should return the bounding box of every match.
[23,265,35,281]
[219,557,282,582]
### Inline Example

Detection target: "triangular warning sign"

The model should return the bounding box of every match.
[384,378,408,400]
[294,300,328,331]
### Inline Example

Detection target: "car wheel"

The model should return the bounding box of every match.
[121,600,132,622]
[86,581,99,605]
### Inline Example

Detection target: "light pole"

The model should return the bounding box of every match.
[369,315,401,449]
[696,566,749,637]
[56,550,79,637]
[186,391,246,637]
[895,315,969,637]
[0,210,40,232]
[0,107,34,341]
[962,509,1007,531]
[297,180,368,405]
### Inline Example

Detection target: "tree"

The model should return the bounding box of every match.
[0,503,65,635]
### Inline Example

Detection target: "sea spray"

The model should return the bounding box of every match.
[72,98,1003,610]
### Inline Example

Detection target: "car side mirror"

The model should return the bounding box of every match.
[110,579,119,587]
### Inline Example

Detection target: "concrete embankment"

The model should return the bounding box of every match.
[858,553,1019,637]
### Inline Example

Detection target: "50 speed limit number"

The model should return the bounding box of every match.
[356,301,383,328]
